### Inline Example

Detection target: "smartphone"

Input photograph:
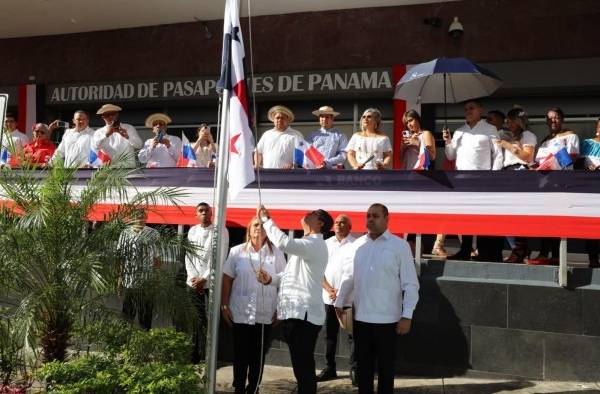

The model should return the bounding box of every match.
[157,130,164,143]
[58,121,70,128]
[402,130,411,138]
[112,120,121,129]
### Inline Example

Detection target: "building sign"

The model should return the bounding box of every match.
[46,68,392,104]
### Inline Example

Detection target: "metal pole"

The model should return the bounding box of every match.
[206,88,231,393]
[353,102,359,132]
[558,238,568,287]
[443,72,448,130]
[415,233,422,276]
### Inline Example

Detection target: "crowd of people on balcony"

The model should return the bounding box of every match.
[2,101,599,268]
[2,101,599,172]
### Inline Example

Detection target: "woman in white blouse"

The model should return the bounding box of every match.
[192,124,217,168]
[495,108,537,263]
[346,108,392,170]
[221,217,286,394]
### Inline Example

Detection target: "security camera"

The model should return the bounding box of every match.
[448,16,463,39]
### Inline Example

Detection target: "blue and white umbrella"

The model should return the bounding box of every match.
[394,57,503,104]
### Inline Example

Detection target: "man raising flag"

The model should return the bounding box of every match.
[218,0,255,200]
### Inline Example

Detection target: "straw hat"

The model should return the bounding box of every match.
[267,105,294,123]
[96,103,122,115]
[145,113,172,128]
[312,105,340,117]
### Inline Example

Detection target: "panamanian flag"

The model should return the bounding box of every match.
[413,143,431,170]
[176,134,198,168]
[294,139,325,169]
[89,148,111,167]
[536,146,572,171]
[217,0,255,200]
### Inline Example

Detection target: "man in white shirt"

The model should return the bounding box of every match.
[49,110,95,168]
[317,214,357,384]
[186,202,229,362]
[138,112,182,168]
[254,105,304,169]
[335,203,419,394]
[1,113,29,166]
[443,100,503,261]
[92,103,143,168]
[257,205,333,394]
[117,209,161,330]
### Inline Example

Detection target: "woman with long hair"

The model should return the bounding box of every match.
[221,217,286,394]
[346,108,392,170]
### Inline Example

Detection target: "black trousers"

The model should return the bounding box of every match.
[475,236,504,262]
[324,304,356,371]
[354,320,397,394]
[586,239,600,264]
[539,237,560,258]
[282,318,322,394]
[189,287,209,363]
[122,288,154,330]
[232,323,272,394]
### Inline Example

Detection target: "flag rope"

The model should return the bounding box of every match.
[245,2,267,394]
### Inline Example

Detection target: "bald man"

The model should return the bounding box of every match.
[318,214,357,385]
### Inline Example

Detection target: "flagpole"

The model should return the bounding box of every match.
[206,88,231,394]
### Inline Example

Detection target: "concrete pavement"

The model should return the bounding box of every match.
[215,365,600,393]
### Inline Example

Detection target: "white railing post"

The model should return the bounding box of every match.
[415,233,422,276]
[558,238,568,287]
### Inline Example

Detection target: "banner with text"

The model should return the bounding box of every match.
[46,68,392,104]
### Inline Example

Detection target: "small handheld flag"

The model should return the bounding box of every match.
[294,139,325,169]
[176,134,198,168]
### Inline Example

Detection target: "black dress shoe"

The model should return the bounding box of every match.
[316,367,337,381]
[350,369,357,386]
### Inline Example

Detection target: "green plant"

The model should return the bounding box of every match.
[39,355,120,394]
[124,328,193,365]
[39,329,202,393]
[75,312,134,356]
[0,163,201,363]
[119,362,200,394]
[0,311,25,386]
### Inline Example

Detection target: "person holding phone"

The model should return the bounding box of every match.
[192,123,217,168]
[400,110,436,170]
[138,113,182,168]
[345,108,392,170]
[49,110,95,168]
[92,103,143,168]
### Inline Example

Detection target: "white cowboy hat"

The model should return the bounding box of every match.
[312,105,340,117]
